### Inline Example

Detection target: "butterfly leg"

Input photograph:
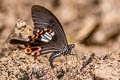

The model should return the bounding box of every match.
[49,51,62,68]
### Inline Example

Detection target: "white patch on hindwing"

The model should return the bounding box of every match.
[41,31,55,43]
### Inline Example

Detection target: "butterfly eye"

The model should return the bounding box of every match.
[39,30,43,34]
[25,47,32,54]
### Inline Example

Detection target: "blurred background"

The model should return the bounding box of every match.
[1,0,120,55]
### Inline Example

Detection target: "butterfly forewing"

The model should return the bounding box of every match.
[31,5,68,50]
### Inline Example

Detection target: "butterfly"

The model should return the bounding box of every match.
[10,5,75,68]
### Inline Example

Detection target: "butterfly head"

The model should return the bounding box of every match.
[69,44,75,49]
[63,44,75,55]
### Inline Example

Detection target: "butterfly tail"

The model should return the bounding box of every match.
[10,39,29,45]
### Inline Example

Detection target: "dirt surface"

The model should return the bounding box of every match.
[0,0,120,80]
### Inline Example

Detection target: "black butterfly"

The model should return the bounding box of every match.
[10,5,75,68]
